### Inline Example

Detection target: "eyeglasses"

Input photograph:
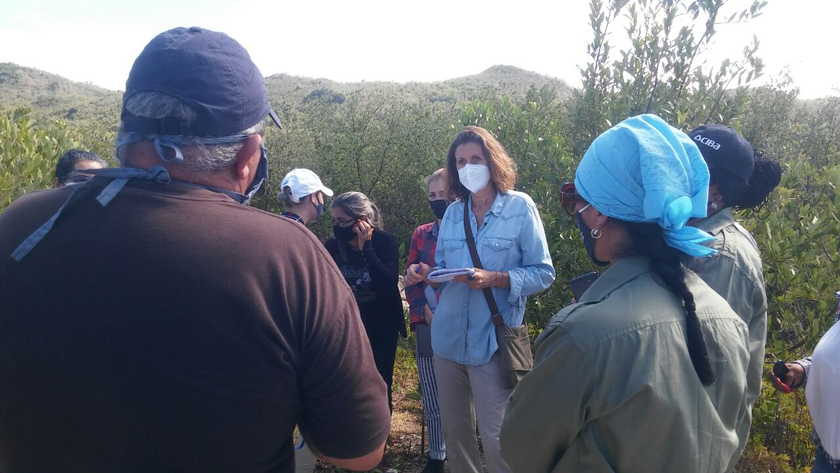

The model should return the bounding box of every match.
[62,172,94,185]
[330,216,358,227]
[561,182,588,217]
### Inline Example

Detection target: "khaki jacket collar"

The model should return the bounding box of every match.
[695,207,735,235]
[579,255,651,303]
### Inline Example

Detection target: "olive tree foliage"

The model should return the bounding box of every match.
[0,107,78,213]
[254,89,459,251]
[568,0,767,154]
[738,84,840,468]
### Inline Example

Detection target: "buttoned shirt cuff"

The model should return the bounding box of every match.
[506,269,524,303]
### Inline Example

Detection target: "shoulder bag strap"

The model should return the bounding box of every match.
[463,199,505,327]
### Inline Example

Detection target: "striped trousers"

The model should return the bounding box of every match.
[417,352,446,460]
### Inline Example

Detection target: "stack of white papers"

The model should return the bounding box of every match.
[428,268,475,283]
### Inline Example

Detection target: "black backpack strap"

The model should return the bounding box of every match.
[463,200,505,327]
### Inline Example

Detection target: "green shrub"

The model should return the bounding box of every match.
[0,107,78,213]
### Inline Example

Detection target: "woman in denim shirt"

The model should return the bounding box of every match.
[405,126,555,473]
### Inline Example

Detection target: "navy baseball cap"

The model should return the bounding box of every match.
[122,26,282,137]
[689,124,754,183]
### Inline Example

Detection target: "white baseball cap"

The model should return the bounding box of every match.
[280,168,334,201]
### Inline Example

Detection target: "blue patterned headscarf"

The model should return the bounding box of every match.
[574,114,715,257]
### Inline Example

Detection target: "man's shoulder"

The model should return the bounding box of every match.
[0,187,74,248]
[2,186,72,217]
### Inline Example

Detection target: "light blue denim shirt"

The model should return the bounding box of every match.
[432,190,555,366]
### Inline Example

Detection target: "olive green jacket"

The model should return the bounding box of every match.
[501,256,750,473]
[689,208,768,471]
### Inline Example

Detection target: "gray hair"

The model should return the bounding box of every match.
[116,91,265,173]
[331,191,383,228]
[279,186,301,205]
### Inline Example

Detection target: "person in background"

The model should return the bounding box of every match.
[52,149,107,187]
[405,126,555,473]
[0,27,390,473]
[501,114,750,472]
[686,124,783,471]
[278,168,333,225]
[403,168,448,473]
[326,192,407,413]
[277,167,334,472]
[771,291,840,473]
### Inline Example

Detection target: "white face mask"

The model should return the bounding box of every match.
[458,164,491,194]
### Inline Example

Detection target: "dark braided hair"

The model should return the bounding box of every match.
[711,150,782,211]
[619,220,716,386]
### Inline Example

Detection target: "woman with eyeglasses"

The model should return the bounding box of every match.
[52,149,107,188]
[501,115,751,473]
[325,191,407,413]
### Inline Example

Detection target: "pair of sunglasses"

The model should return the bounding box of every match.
[560,182,587,217]
[62,172,94,185]
[330,216,360,227]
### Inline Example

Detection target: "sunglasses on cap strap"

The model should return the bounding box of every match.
[560,182,586,217]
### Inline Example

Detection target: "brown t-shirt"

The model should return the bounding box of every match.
[0,179,390,473]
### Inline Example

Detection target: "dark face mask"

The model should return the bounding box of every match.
[429,199,449,220]
[241,144,269,204]
[575,210,610,267]
[333,222,358,241]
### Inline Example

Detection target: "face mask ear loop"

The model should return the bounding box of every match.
[153,138,185,163]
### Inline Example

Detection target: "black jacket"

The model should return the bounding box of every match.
[325,229,407,337]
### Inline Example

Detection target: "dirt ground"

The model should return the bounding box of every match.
[313,389,447,473]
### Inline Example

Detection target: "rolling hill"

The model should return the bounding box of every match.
[0,62,574,125]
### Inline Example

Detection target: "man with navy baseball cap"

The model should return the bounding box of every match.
[0,27,389,472]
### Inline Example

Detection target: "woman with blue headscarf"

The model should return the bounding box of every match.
[500,115,751,473]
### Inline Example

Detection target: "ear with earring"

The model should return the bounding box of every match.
[591,228,602,239]
[710,201,718,211]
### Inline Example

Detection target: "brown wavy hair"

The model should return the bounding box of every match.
[445,126,517,201]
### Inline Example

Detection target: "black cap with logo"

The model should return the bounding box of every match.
[688,124,754,183]
[121,26,282,137]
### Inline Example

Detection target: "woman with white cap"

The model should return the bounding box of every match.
[278,168,333,225]
[501,115,751,473]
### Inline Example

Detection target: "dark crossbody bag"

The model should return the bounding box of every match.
[462,202,533,389]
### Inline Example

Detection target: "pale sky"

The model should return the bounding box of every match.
[0,0,836,99]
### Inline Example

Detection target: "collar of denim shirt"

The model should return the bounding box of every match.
[467,191,506,220]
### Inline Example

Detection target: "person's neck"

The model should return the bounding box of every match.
[124,147,241,193]
[470,185,496,209]
[286,204,313,224]
[688,206,725,226]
